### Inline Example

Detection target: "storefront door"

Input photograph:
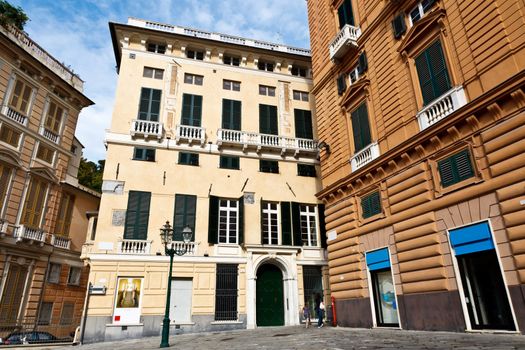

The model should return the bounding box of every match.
[371,269,399,327]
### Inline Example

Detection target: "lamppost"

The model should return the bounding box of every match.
[159,221,193,348]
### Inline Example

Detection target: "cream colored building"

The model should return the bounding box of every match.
[82,18,328,342]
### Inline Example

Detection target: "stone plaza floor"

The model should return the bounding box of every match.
[33,325,525,350]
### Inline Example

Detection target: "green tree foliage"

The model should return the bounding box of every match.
[0,1,29,30]
[78,158,104,192]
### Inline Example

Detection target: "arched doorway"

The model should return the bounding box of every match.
[256,264,284,326]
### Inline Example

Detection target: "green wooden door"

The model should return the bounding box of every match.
[256,264,284,326]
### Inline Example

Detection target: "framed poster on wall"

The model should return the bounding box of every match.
[113,277,143,324]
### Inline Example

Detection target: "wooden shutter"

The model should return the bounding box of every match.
[362,191,381,219]
[45,101,63,133]
[55,192,75,236]
[318,204,327,248]
[291,202,302,246]
[280,202,292,245]
[124,191,151,239]
[337,0,354,28]
[0,263,28,323]
[351,102,372,152]
[438,149,474,188]
[222,99,242,130]
[208,196,219,244]
[294,109,313,139]
[357,51,368,75]
[238,196,244,244]
[181,94,202,126]
[0,163,11,207]
[21,177,47,228]
[138,88,161,121]
[10,79,32,113]
[415,41,451,105]
[173,194,196,241]
[392,14,406,39]
[337,75,347,95]
[259,104,278,135]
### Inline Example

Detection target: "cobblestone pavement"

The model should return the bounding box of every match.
[31,326,525,350]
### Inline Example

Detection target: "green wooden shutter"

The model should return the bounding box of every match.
[173,194,196,242]
[415,40,451,105]
[138,88,161,121]
[181,93,192,125]
[233,100,241,130]
[181,94,202,126]
[294,109,313,139]
[260,200,265,244]
[337,0,354,28]
[392,14,406,39]
[361,191,381,219]
[281,202,292,245]
[222,99,242,130]
[291,202,302,246]
[138,88,150,120]
[318,204,327,248]
[208,196,219,244]
[259,104,278,135]
[124,191,151,239]
[238,196,244,244]
[351,103,372,152]
[438,149,474,187]
[337,75,346,95]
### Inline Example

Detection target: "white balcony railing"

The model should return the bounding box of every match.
[350,142,380,172]
[217,129,317,156]
[2,106,28,126]
[131,119,164,139]
[51,234,71,249]
[171,241,197,256]
[417,86,467,131]
[0,219,8,235]
[329,24,361,61]
[40,126,60,143]
[175,124,206,145]
[118,239,152,254]
[14,225,46,243]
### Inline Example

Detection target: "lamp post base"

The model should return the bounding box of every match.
[160,316,171,348]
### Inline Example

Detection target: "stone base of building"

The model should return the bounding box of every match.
[334,298,373,328]
[82,314,247,343]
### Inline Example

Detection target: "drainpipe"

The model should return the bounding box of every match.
[34,250,52,331]
[331,296,337,327]
[78,279,91,344]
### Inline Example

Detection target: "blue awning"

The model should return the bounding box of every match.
[366,247,390,271]
[449,221,495,256]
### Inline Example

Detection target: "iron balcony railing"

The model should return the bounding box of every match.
[329,24,361,61]
[130,119,163,139]
[217,129,317,156]
[417,86,467,131]
[350,142,380,172]
[175,124,206,145]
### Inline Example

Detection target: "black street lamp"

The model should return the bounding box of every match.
[159,221,193,348]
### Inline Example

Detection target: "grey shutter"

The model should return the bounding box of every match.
[124,191,151,240]
[337,75,346,95]
[173,194,196,242]
[238,196,244,245]
[294,109,313,139]
[222,99,242,130]
[291,202,302,246]
[357,51,368,75]
[392,14,406,39]
[318,204,327,248]
[181,94,202,126]
[281,202,292,245]
[259,104,278,135]
[208,196,219,244]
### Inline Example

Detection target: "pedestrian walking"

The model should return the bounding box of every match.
[317,301,325,328]
[302,304,311,328]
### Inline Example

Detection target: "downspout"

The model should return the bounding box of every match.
[78,267,91,344]
[34,248,52,331]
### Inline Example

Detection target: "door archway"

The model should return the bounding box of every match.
[256,264,284,326]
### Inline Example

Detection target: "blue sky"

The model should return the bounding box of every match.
[11,0,310,161]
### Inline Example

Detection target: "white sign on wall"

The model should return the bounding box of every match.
[113,277,144,325]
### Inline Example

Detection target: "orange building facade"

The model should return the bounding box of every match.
[307,0,525,332]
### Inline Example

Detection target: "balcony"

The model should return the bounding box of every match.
[175,124,206,145]
[2,106,28,126]
[329,24,361,61]
[118,239,152,254]
[0,219,8,237]
[417,86,467,131]
[171,241,197,256]
[50,234,71,249]
[216,129,317,156]
[350,142,380,172]
[14,225,46,244]
[40,126,60,143]
[131,119,163,139]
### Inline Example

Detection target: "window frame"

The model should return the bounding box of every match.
[257,61,274,72]
[44,99,65,136]
[261,201,279,245]
[218,199,239,244]
[408,0,437,27]
[67,266,81,286]
[259,85,276,97]
[47,263,61,284]
[214,264,238,321]
[55,192,75,237]
[143,66,164,80]
[223,55,240,66]
[223,79,241,92]
[259,159,279,174]
[292,90,309,102]
[360,191,382,220]
[8,77,34,116]
[187,49,204,60]
[35,142,55,164]
[133,147,156,162]
[178,152,199,166]
[21,176,48,229]
[434,148,477,191]
[291,66,307,77]
[219,156,240,170]
[184,73,204,86]
[38,302,53,325]
[59,302,74,325]
[299,204,318,247]
[297,164,316,177]
[0,124,22,148]
[147,42,166,54]
[138,87,162,122]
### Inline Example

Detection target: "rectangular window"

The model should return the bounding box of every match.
[257,61,274,72]
[124,191,151,240]
[36,143,54,164]
[219,199,239,244]
[55,192,74,236]
[181,94,202,126]
[415,40,452,106]
[133,147,156,162]
[223,80,241,91]
[291,66,307,77]
[21,177,47,228]
[294,109,313,139]
[173,194,196,241]
[261,202,279,245]
[59,303,74,325]
[0,163,12,211]
[138,87,162,121]
[222,99,242,130]
[297,164,316,177]
[219,156,240,170]
[67,266,81,286]
[259,160,279,173]
[38,302,53,325]
[187,50,204,60]
[351,102,372,152]
[9,78,33,115]
[0,124,21,147]
[214,264,238,321]
[44,100,64,134]
[184,73,203,85]
[223,56,240,66]
[300,205,318,246]
[147,43,166,54]
[293,90,309,102]
[349,66,360,85]
[143,67,164,80]
[259,85,276,96]
[178,152,199,166]
[409,0,437,25]
[438,149,475,188]
[259,104,278,135]
[47,263,61,284]
[361,191,381,219]
[0,263,28,323]
[337,0,355,28]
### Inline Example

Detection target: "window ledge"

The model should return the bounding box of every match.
[210,320,242,325]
